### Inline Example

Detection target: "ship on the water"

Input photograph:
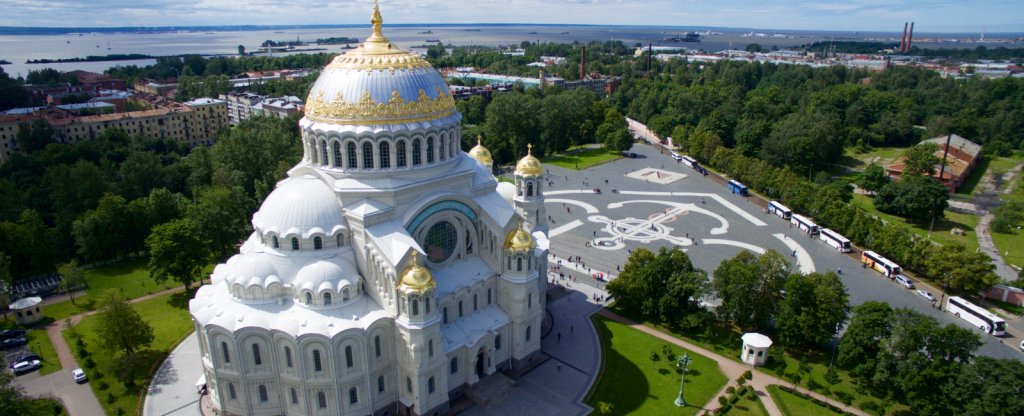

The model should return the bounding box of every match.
[663,32,701,43]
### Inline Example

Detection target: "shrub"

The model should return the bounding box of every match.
[806,377,822,391]
[106,393,116,404]
[84,357,96,369]
[825,366,840,385]
[726,386,736,395]
[718,396,729,407]
[736,375,747,385]
[596,401,614,415]
[746,392,757,401]
[835,391,854,406]
[650,351,659,362]
[743,370,753,380]
[98,381,109,391]
[798,361,812,374]
[791,373,803,384]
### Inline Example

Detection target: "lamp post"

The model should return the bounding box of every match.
[674,353,692,407]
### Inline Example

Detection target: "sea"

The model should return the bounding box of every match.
[1,24,1021,78]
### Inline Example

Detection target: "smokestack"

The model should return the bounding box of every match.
[580,46,586,80]
[899,22,908,53]
[906,22,915,53]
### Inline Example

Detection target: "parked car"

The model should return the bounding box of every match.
[71,368,87,383]
[0,328,26,340]
[0,337,28,349]
[11,360,40,375]
[16,352,41,363]
[894,275,915,289]
[592,272,607,282]
[916,289,936,302]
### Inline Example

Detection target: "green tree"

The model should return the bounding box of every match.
[118,152,165,200]
[874,175,949,222]
[72,193,135,261]
[96,291,154,355]
[147,219,209,295]
[15,119,55,153]
[777,272,850,347]
[761,111,841,171]
[944,357,1024,416]
[607,247,708,324]
[237,44,246,56]
[856,163,890,195]
[57,260,86,306]
[925,243,999,294]
[711,250,789,330]
[484,92,541,164]
[210,116,301,200]
[597,123,633,152]
[0,354,31,415]
[837,302,892,379]
[189,186,251,261]
[901,142,941,177]
[0,66,30,111]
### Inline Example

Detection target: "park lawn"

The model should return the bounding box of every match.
[586,315,727,416]
[851,193,980,252]
[724,390,770,416]
[766,385,844,416]
[991,231,1024,271]
[956,157,990,195]
[25,328,61,375]
[544,147,620,170]
[63,291,195,416]
[841,146,906,171]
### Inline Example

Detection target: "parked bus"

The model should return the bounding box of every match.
[767,201,792,220]
[946,296,1006,336]
[670,151,683,161]
[727,180,748,196]
[860,250,901,277]
[680,156,699,169]
[790,214,820,235]
[818,228,851,253]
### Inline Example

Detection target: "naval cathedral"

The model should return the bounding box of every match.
[188,4,549,415]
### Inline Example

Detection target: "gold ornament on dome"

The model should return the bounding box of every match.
[469,135,493,166]
[323,0,432,71]
[305,87,456,125]
[504,220,535,252]
[399,251,435,292]
[515,143,544,177]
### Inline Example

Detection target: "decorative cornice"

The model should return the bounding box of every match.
[305,87,456,125]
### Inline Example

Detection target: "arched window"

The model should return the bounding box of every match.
[258,385,268,402]
[427,137,435,163]
[305,292,312,304]
[507,256,511,270]
[406,377,413,393]
[284,346,293,368]
[252,343,262,365]
[527,182,533,197]
[346,142,357,168]
[228,383,236,400]
[378,375,385,393]
[411,299,419,316]
[345,345,354,368]
[332,142,342,168]
[272,236,279,249]
[450,357,458,374]
[440,136,448,161]
[363,142,373,168]
[221,342,230,363]
[336,234,344,247]
[374,335,382,358]
[291,237,299,251]
[343,288,350,302]
[495,334,501,350]
[412,138,422,166]
[517,182,523,196]
[313,236,323,250]
[320,141,329,166]
[428,376,436,394]
[487,288,492,305]
[313,349,322,372]
[425,297,431,314]
[428,339,434,357]
[290,388,298,404]
[473,294,478,311]
[323,292,332,306]
[397,140,407,167]
[349,387,358,404]
[442,307,448,324]
[317,391,327,409]
[458,300,463,317]
[379,141,391,168]
[526,326,532,341]
[517,257,523,271]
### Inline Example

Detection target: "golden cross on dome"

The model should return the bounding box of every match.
[410,250,419,266]
[477,134,483,145]
[371,0,384,38]
[527,143,533,155]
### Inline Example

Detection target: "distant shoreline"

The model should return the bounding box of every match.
[27,54,155,64]
[0,59,10,65]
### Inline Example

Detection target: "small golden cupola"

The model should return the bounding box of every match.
[399,251,435,292]
[468,135,493,168]
[504,220,536,252]
[514,143,543,177]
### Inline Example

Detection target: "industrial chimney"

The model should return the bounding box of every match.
[899,22,908,53]
[906,22,915,53]
[580,46,586,80]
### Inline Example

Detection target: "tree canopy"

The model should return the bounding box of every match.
[95,291,155,355]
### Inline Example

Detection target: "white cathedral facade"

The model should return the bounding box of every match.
[188,5,549,416]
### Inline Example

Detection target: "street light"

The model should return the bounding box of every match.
[674,353,692,407]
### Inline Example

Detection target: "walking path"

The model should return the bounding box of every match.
[973,163,1023,282]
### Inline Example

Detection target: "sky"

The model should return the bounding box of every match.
[0,0,1021,33]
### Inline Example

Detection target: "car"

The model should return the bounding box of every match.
[0,337,28,349]
[72,368,87,383]
[894,274,915,289]
[0,328,26,341]
[16,352,41,363]
[916,289,936,302]
[1020,340,1024,352]
[11,360,40,375]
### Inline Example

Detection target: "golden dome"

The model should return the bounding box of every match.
[468,135,493,167]
[504,221,535,252]
[303,1,456,125]
[515,143,543,177]
[399,251,435,292]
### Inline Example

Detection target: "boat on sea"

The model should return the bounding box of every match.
[663,32,701,43]
[426,39,441,43]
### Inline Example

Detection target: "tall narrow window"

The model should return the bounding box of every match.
[314,236,323,250]
[374,335,382,358]
[332,142,342,167]
[345,345,354,368]
[412,138,422,166]
[258,385,268,402]
[305,292,312,304]
[323,293,332,306]
[428,340,433,357]
[527,182,533,196]
[285,346,293,368]
[221,341,231,364]
[290,388,298,404]
[526,326,532,341]
[443,307,448,324]
[440,137,447,161]
[473,294,478,311]
[349,387,358,404]
[487,288,492,305]
[412,299,419,316]
[291,237,299,250]
[272,236,279,249]
[450,357,458,374]
[426,137,435,163]
[336,234,344,247]
[363,142,373,168]
[347,142,357,168]
[228,383,236,400]
[320,141,329,166]
[343,288,350,301]
[313,349,322,372]
[378,375,385,393]
[397,141,407,167]
[517,257,522,271]
[406,377,413,393]
[252,344,262,365]
[425,297,431,314]
[428,377,436,394]
[458,301,463,317]
[317,392,327,408]
[495,334,501,350]
[379,141,391,168]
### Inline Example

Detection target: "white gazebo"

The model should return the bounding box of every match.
[740,332,773,367]
[10,296,43,325]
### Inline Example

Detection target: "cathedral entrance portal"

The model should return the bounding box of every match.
[475,348,486,378]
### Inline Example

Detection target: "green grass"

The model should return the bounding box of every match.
[841,146,907,171]
[586,315,728,416]
[850,193,980,252]
[25,398,69,416]
[63,291,195,416]
[544,146,621,170]
[991,231,1024,271]
[956,157,990,195]
[767,385,844,416]
[724,389,770,416]
[24,328,61,375]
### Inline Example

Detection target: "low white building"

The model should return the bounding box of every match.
[740,333,773,367]
[10,296,43,326]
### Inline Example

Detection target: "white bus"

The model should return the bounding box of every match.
[670,151,683,161]
[946,296,1006,336]
[790,214,819,235]
[860,250,901,278]
[818,228,851,253]
[680,156,699,169]
[767,201,792,220]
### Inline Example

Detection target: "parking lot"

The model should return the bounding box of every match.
[539,142,1023,361]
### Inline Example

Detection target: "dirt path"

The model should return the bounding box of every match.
[598,309,869,416]
[973,163,1024,282]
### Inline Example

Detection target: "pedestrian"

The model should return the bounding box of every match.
[557,332,561,342]
[571,326,574,334]
[557,363,562,372]
[593,230,597,237]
